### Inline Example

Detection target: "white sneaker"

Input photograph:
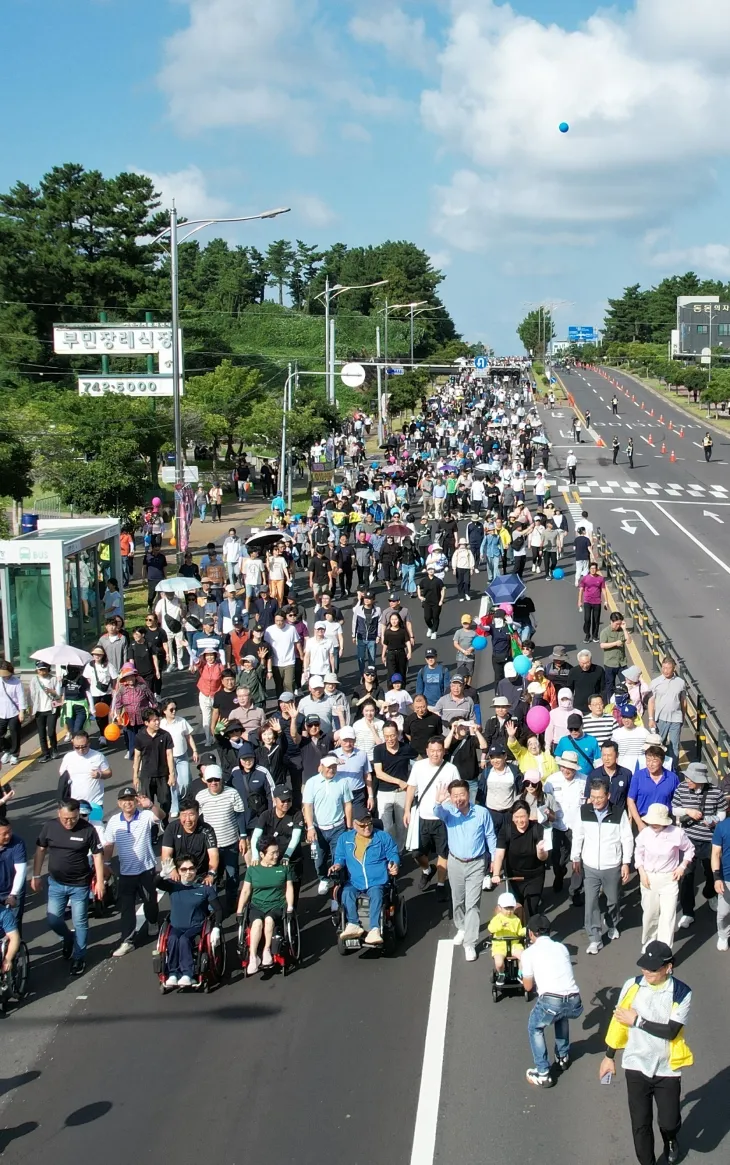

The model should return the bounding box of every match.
[165,974,179,988]
[112,941,135,958]
[178,974,193,987]
[261,949,273,967]
[459,597,465,602]
[482,874,492,891]
[317,878,332,895]
[0,753,9,764]
[453,929,465,946]
[677,915,694,930]
[7,756,18,766]
[718,936,729,952]
[464,944,477,962]
[247,955,261,975]
[709,897,718,912]
[166,664,175,673]
[607,927,620,941]
[586,941,603,955]
[465,593,471,600]
[341,923,364,938]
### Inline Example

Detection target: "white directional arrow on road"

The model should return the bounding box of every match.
[703,510,724,523]
[612,507,660,536]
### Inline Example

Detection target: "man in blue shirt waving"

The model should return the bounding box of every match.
[434,779,497,964]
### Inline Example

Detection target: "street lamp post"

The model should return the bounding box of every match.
[315,279,388,406]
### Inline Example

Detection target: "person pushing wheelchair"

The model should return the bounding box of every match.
[330,810,400,946]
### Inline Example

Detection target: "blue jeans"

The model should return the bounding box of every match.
[167,924,201,977]
[342,882,384,931]
[657,720,682,766]
[226,562,238,585]
[401,563,416,594]
[197,504,207,521]
[67,703,88,736]
[315,824,346,879]
[486,555,501,582]
[170,756,191,817]
[528,993,583,1074]
[47,876,90,960]
[356,641,377,674]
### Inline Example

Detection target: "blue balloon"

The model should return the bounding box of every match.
[514,654,532,676]
[472,635,487,651]
[552,567,565,580]
[559,122,570,133]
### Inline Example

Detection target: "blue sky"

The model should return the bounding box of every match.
[4,0,730,351]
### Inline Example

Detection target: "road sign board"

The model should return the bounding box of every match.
[472,367,490,378]
[474,355,488,369]
[568,326,597,342]
[54,323,173,355]
[160,466,199,484]
[340,362,366,388]
[77,377,182,397]
[386,366,404,376]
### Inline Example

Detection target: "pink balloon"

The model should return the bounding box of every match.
[152,497,162,508]
[526,705,551,735]
[498,603,513,615]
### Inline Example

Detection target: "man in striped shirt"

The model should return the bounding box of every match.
[196,766,246,914]
[672,762,726,930]
[103,786,165,957]
[581,695,618,748]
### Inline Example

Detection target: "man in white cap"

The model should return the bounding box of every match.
[303,621,334,682]
[451,537,475,601]
[545,751,586,898]
[297,676,338,736]
[303,756,353,894]
[333,726,372,819]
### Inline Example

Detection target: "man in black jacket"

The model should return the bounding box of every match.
[566,649,605,713]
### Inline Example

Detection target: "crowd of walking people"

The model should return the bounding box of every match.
[1,365,726,1165]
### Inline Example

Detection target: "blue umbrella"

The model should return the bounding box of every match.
[485,574,526,605]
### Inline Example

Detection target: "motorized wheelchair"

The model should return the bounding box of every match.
[152,916,226,993]
[331,873,407,956]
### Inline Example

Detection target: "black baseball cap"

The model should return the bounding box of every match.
[567,713,583,730]
[118,785,137,800]
[232,616,245,627]
[528,914,551,936]
[364,666,377,676]
[364,590,375,599]
[305,714,321,726]
[273,784,293,801]
[488,744,506,757]
[425,649,437,658]
[637,941,674,971]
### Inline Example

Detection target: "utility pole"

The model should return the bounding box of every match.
[280,364,290,495]
[170,203,183,479]
[376,326,383,445]
[323,275,330,405]
[289,363,297,508]
[329,318,336,409]
[410,303,415,365]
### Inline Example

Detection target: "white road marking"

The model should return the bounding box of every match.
[409,940,455,1165]
[612,507,660,535]
[704,510,724,523]
[652,502,730,576]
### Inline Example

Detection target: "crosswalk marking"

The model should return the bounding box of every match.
[577,480,729,499]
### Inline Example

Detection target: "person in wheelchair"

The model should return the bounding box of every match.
[330,810,400,947]
[155,857,223,988]
[237,836,295,975]
[487,891,526,984]
[0,819,25,980]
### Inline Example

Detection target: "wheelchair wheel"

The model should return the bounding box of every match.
[285,912,301,971]
[14,943,29,1000]
[394,895,408,939]
[337,934,350,957]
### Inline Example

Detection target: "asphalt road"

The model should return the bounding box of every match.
[551,366,730,719]
[0,470,728,1165]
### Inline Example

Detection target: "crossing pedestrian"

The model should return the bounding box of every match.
[521,914,583,1087]
[612,436,620,464]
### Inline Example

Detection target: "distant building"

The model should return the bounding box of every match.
[676,295,730,361]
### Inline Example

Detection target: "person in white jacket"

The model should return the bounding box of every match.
[571,778,633,955]
[451,538,475,602]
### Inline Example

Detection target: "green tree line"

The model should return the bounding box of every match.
[0,162,471,517]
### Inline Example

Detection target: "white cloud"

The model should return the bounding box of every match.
[133,165,232,220]
[296,194,337,228]
[428,249,452,269]
[341,122,373,143]
[422,0,730,250]
[349,6,437,72]
[649,244,730,276]
[158,0,406,153]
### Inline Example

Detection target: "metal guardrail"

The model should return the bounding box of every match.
[596,530,730,781]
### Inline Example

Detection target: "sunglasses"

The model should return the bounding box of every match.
[166,705,177,711]
[179,866,196,873]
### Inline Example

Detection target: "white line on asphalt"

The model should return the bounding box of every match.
[583,498,730,505]
[409,939,455,1165]
[652,502,730,575]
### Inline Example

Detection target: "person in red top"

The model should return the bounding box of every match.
[196,649,224,746]
[227,616,250,670]
[110,661,156,759]
[119,529,135,587]
[578,562,608,644]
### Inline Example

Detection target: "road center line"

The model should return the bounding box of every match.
[409,939,455,1165]
[651,502,730,576]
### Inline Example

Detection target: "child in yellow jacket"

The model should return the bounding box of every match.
[487,891,527,984]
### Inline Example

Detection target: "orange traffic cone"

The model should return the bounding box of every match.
[648,433,654,445]
[670,449,676,462]
[668,420,673,430]
[641,401,645,409]
[660,440,666,454]
[650,407,654,416]
[679,427,684,437]
[658,415,664,424]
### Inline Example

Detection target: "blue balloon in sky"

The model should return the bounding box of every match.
[559,122,570,133]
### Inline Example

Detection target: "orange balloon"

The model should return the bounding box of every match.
[169,536,177,548]
[95,702,110,718]
[104,723,122,742]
